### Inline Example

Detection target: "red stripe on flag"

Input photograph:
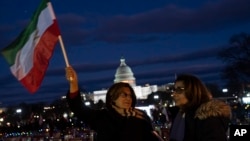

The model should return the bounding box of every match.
[20,20,60,93]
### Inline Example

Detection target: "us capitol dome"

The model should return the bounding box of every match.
[114,57,136,86]
[92,57,159,103]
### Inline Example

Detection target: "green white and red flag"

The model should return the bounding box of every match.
[1,0,60,93]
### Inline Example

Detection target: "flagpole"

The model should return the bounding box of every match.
[58,35,70,67]
[48,1,73,81]
[47,2,70,67]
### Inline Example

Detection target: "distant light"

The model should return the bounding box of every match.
[63,113,68,118]
[32,115,38,118]
[246,93,250,97]
[16,109,22,113]
[153,95,159,99]
[85,101,91,106]
[70,112,74,117]
[222,88,228,93]
[169,104,174,107]
[242,97,250,104]
[43,106,51,110]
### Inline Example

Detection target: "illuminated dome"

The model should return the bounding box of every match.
[114,57,136,86]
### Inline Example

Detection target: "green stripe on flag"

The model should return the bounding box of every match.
[0,0,48,66]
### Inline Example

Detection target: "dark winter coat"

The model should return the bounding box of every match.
[170,99,231,141]
[67,91,159,141]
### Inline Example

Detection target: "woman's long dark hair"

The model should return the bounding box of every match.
[175,74,211,112]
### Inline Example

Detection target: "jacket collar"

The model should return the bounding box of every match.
[195,99,231,120]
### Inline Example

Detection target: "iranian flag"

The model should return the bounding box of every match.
[1,0,60,93]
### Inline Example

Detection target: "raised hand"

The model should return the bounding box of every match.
[65,66,79,93]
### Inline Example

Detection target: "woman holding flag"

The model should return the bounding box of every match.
[65,66,163,141]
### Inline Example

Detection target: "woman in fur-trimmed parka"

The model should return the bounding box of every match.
[169,74,231,141]
[65,66,161,141]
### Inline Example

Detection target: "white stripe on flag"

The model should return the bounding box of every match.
[10,5,54,80]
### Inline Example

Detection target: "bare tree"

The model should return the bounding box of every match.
[218,32,250,96]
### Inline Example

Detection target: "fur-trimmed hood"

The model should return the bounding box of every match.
[195,99,231,120]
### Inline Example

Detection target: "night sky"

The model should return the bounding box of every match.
[0,0,250,107]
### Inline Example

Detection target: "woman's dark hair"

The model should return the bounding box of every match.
[105,82,137,110]
[175,74,211,112]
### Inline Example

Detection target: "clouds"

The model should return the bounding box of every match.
[74,0,250,44]
[0,0,250,107]
[0,45,224,106]
[1,0,250,47]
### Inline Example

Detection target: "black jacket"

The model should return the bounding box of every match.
[67,91,159,141]
[170,99,231,141]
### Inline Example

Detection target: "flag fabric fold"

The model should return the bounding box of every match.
[1,0,60,93]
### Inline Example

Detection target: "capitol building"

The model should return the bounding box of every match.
[91,57,160,103]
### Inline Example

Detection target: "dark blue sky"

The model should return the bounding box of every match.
[0,0,250,107]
